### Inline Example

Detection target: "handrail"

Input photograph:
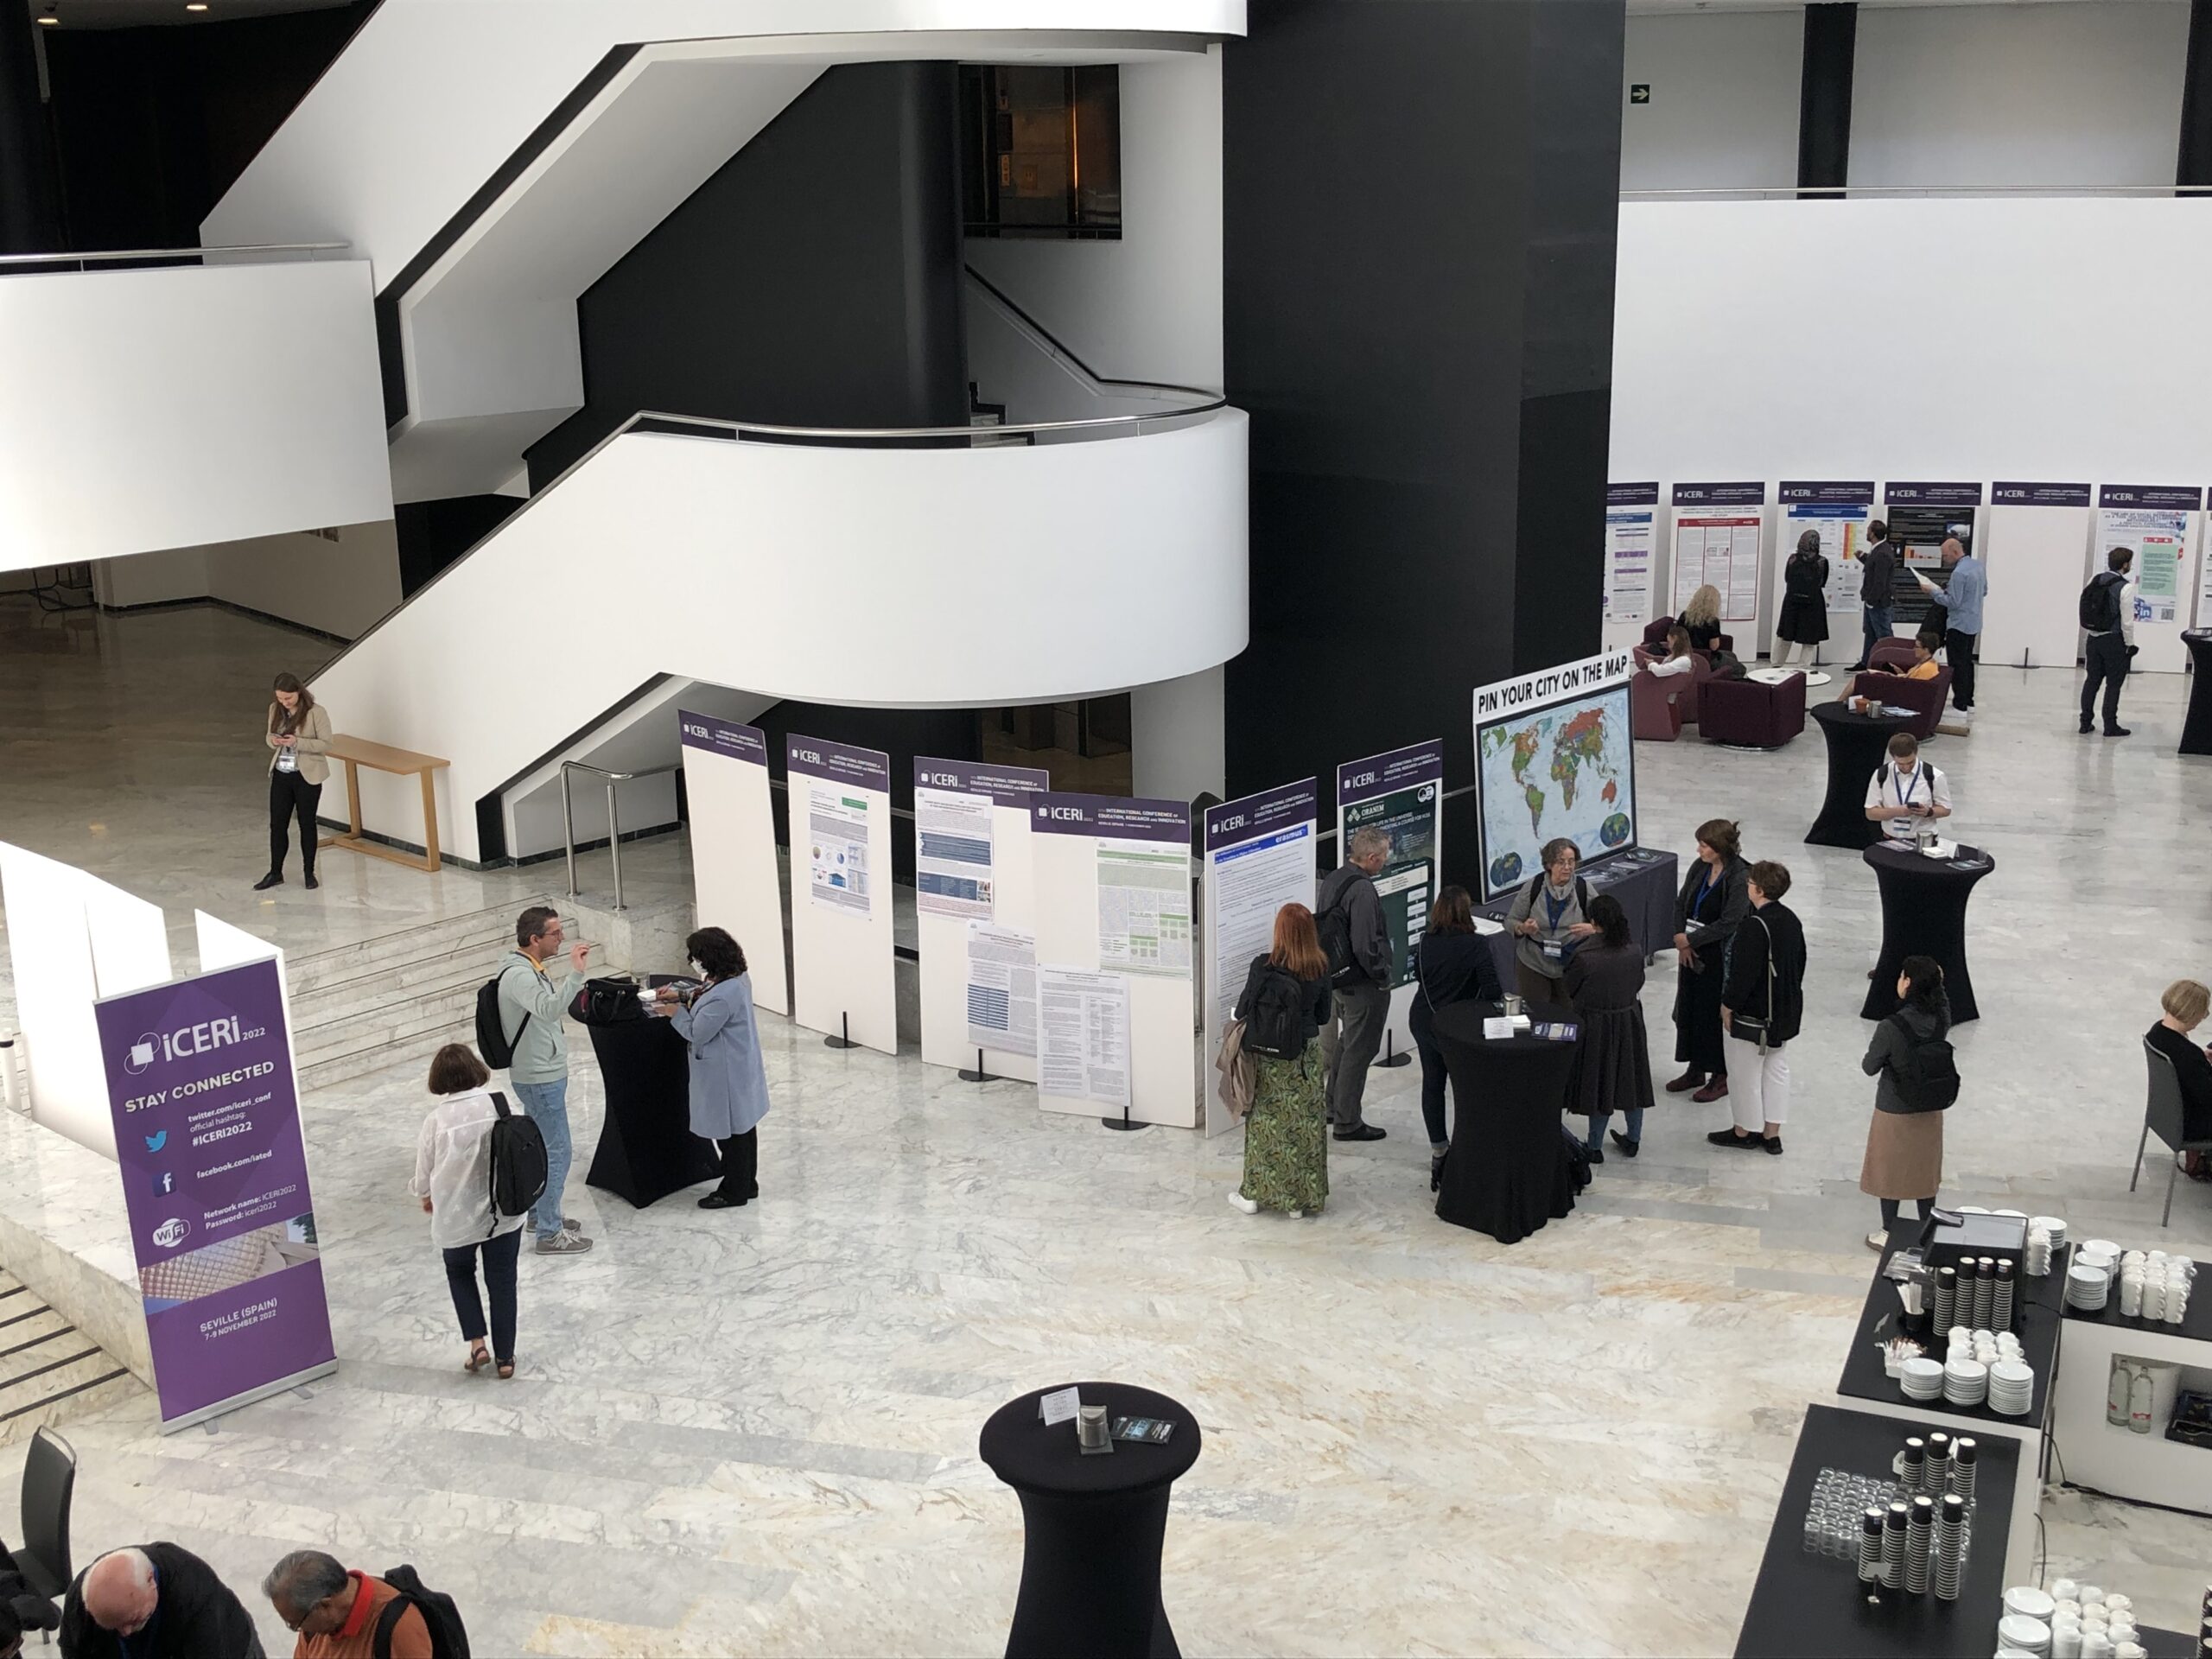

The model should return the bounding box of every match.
[560,760,681,911]
[313,397,1226,683]
[963,264,1222,404]
[1623,184,2212,200]
[0,242,351,267]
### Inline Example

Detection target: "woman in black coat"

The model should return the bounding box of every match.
[1772,530,1830,670]
[1668,818,1750,1104]
[1409,885,1504,1190]
[1565,894,1654,1162]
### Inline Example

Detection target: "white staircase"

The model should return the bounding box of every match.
[0,1268,139,1446]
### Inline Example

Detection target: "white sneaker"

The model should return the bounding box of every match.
[1866,1230,1888,1253]
[1287,1209,1304,1219]
[1227,1192,1258,1215]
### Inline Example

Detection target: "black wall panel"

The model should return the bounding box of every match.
[394,494,524,599]
[1223,0,1625,888]
[524,61,969,487]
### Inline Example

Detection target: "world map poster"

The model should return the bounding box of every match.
[1475,683,1637,899]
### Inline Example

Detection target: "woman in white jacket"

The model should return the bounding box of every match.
[409,1044,526,1378]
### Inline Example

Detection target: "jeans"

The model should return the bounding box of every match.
[1859,604,1892,667]
[268,769,321,876]
[442,1227,522,1363]
[1320,978,1389,1130]
[1943,628,1978,710]
[1586,1107,1645,1149]
[512,1077,573,1237]
[1879,1196,1934,1235]
[2082,632,2129,728]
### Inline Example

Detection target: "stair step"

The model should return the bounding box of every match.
[0,1276,141,1446]
[296,982,479,1069]
[292,947,496,1027]
[300,1022,468,1091]
[287,899,548,993]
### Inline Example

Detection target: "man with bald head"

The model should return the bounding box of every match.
[60,1543,263,1658]
[1914,535,1986,722]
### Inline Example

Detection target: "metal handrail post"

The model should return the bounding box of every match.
[561,766,579,898]
[607,779,624,910]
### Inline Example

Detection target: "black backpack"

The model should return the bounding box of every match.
[2079,570,2125,632]
[1316,880,1359,982]
[372,1566,469,1659]
[1885,1015,1961,1112]
[474,972,529,1071]
[1241,963,1310,1060]
[1523,873,1592,912]
[486,1091,549,1236]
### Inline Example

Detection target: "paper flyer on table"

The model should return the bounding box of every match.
[964,922,1038,1056]
[915,786,995,920]
[805,785,872,917]
[1037,967,1130,1108]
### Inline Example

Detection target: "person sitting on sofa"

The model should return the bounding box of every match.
[1648,625,1699,680]
[1901,628,1944,680]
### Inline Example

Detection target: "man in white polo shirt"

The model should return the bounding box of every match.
[1862,731,1952,843]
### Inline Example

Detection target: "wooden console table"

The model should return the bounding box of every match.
[317,735,449,873]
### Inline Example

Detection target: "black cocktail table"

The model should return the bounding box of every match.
[1860,842,1994,1024]
[980,1382,1201,1658]
[1808,702,1921,849]
[1429,999,1580,1243]
[580,1014,724,1206]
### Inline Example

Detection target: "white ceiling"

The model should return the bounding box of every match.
[33,0,353,28]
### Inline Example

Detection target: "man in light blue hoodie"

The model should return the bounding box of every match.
[498,906,594,1255]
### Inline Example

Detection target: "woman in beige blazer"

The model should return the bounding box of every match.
[259,672,331,891]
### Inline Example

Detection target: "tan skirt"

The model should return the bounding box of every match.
[1860,1109,1944,1201]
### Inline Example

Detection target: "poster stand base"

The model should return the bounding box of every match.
[1101,1105,1152,1132]
[823,1012,857,1051]
[958,1047,1003,1084]
[1371,1030,1412,1069]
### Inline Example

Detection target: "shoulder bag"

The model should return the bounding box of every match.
[1727,915,1776,1053]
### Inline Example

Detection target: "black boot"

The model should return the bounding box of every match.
[253,871,283,891]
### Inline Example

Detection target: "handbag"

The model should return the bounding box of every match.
[570,975,645,1025]
[1728,915,1777,1053]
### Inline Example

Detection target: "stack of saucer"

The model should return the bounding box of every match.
[2032,1216,2069,1252]
[1901,1357,1947,1402]
[1944,1356,1989,1408]
[1989,1359,2036,1416]
[2066,1263,2111,1311]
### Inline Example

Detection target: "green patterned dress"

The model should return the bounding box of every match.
[1240,1040,1329,1214]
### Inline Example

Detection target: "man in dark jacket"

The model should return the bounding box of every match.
[1852,521,1899,671]
[1709,860,1806,1156]
[3,1534,61,1647]
[60,1543,265,1658]
[1316,825,1395,1141]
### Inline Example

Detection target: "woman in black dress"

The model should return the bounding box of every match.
[1667,818,1750,1105]
[1772,529,1830,671]
[1565,894,1655,1162]
[1409,885,1505,1190]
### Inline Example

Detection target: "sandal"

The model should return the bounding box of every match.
[464,1341,491,1375]
[496,1360,516,1380]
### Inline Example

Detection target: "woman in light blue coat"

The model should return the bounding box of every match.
[653,926,771,1210]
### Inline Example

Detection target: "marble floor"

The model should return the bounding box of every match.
[2,596,2209,1655]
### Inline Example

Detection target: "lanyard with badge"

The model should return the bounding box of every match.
[1540,886,1576,963]
[1891,764,1927,833]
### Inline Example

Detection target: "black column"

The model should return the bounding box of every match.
[1797,2,1857,196]
[0,0,61,253]
[1223,0,1625,887]
[2181,0,2212,188]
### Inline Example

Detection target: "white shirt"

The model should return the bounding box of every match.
[1864,759,1951,842]
[1649,654,1695,680]
[409,1087,527,1249]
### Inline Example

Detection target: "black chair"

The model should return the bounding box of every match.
[15,1426,74,1631]
[2133,1040,2212,1228]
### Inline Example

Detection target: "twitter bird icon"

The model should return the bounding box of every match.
[143,1130,168,1153]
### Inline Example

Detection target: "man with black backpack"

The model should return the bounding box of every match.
[1315,826,1395,1142]
[2078,544,2138,738]
[262,1550,467,1659]
[490,907,594,1256]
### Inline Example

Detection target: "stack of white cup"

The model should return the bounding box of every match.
[2118,1251,2195,1324]
[2046,1583,2146,1659]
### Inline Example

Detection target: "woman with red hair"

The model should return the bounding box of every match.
[1229,902,1336,1218]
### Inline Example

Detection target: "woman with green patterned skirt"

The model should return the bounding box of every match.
[1229,902,1336,1217]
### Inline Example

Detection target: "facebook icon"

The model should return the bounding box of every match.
[151,1171,174,1197]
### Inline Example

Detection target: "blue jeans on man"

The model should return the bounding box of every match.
[512,1077,573,1238]
[1859,603,1892,669]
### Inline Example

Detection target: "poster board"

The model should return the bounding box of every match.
[1335,742,1443,1066]
[1980,482,2091,670]
[786,735,896,1055]
[681,713,789,1015]
[1670,481,1764,625]
[1200,779,1318,1139]
[912,757,1049,1079]
[1878,485,1983,641]
[2095,486,2202,674]
[1030,794,1195,1128]
[92,957,337,1430]
[1603,482,1660,637]
[1778,481,1874,649]
[1472,650,1638,902]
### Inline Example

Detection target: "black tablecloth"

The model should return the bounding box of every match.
[1807,702,1922,849]
[979,1382,1202,1659]
[1477,849,1681,977]
[2182,631,2212,756]
[1835,1239,2066,1430]
[1735,1403,2020,1659]
[580,1014,724,1207]
[1859,842,1994,1024]
[1429,999,1580,1243]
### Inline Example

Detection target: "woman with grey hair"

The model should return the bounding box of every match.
[1772,528,1831,670]
[1503,838,1596,1009]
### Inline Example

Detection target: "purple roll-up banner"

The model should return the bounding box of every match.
[1670,481,1765,507]
[1033,794,1192,842]
[1336,740,1446,809]
[1605,481,1660,507]
[2097,485,2202,510]
[786,734,891,790]
[1777,480,1876,505]
[913,756,1049,808]
[1991,481,2092,508]
[1883,482,1984,506]
[678,710,768,766]
[1204,778,1319,854]
[94,957,336,1430]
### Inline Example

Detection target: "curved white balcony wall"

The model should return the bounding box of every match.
[310,410,1249,863]
[0,262,391,572]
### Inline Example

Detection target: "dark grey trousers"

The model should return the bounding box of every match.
[1322,978,1389,1128]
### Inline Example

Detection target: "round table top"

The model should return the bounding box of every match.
[1810,699,1920,735]
[980,1382,1201,1497]
[1429,998,1577,1056]
[1861,839,1995,884]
